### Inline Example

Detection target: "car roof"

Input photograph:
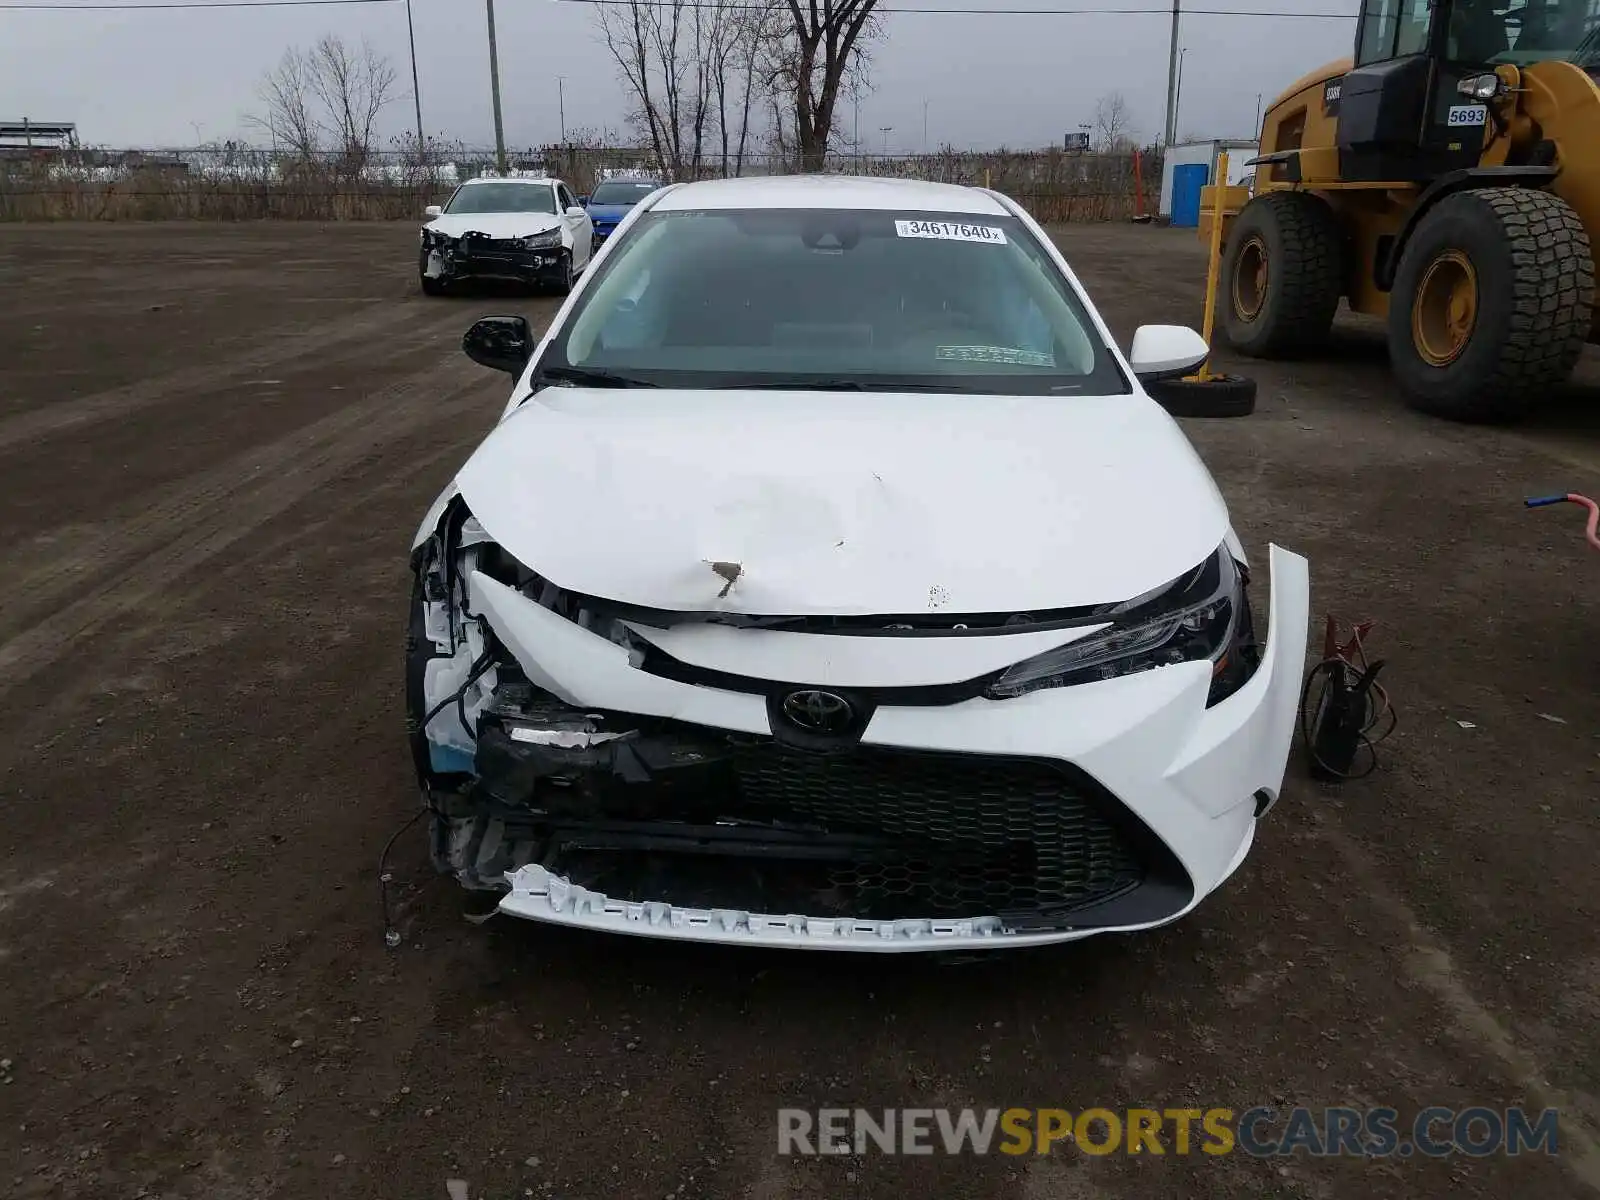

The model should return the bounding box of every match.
[649,174,1010,215]
[460,176,556,187]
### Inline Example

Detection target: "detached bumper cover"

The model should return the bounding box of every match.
[500,861,1224,952]
[481,545,1311,950]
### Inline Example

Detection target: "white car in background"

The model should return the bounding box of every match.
[406,175,1311,952]
[418,175,593,296]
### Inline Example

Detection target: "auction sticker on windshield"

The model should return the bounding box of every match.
[937,345,1055,367]
[895,220,1008,244]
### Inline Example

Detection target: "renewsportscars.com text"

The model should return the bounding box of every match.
[777,1106,1560,1158]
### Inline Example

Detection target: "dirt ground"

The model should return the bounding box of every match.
[1,219,1598,1200]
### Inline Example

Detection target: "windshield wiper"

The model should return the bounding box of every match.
[539,365,659,389]
[711,378,957,392]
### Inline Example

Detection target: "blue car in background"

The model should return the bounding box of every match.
[583,176,664,248]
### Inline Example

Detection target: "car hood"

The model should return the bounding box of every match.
[453,388,1232,615]
[586,203,635,223]
[425,212,561,240]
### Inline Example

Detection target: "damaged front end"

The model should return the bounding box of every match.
[419,228,567,288]
[405,497,1188,938]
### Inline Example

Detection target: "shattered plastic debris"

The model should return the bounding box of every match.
[1456,720,1477,730]
[1536,713,1568,725]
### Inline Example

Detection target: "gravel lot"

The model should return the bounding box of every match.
[1,220,1598,1200]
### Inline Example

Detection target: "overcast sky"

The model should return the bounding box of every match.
[1,0,1360,152]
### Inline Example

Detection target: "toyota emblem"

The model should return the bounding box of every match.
[780,689,854,735]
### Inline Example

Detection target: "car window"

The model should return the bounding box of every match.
[444,183,558,215]
[590,181,661,205]
[545,208,1126,395]
[557,184,575,210]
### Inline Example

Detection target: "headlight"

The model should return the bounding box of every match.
[1458,73,1502,101]
[517,230,562,250]
[984,545,1256,707]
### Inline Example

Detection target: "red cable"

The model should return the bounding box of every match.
[1567,494,1600,551]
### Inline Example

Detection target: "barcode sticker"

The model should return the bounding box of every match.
[894,220,1007,245]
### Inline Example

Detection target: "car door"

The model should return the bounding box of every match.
[557,183,592,268]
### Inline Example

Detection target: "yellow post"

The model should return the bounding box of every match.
[1189,150,1230,383]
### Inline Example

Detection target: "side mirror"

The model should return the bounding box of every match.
[1128,324,1210,380]
[463,315,534,375]
[565,205,587,218]
[424,204,443,218]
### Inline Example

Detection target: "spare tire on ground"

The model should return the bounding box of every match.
[1144,373,1257,418]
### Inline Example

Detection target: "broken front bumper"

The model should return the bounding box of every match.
[419,240,567,286]
[435,546,1310,952]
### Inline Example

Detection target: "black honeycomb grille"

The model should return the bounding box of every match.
[726,744,1145,918]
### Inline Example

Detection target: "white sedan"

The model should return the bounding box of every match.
[406,175,1311,952]
[418,175,593,296]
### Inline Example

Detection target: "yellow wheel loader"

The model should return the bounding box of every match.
[1219,0,1600,421]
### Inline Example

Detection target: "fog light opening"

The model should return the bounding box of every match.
[1253,788,1277,818]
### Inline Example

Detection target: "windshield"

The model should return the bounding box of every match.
[591,180,661,205]
[444,183,557,215]
[1448,0,1600,67]
[539,208,1127,395]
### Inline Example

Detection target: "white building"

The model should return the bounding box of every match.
[1159,139,1259,226]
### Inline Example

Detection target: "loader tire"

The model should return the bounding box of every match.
[1388,187,1592,423]
[1220,191,1344,358]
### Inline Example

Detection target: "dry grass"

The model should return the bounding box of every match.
[0,146,1161,223]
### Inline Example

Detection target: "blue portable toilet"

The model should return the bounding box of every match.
[1170,163,1209,228]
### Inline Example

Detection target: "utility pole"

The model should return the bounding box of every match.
[922,100,929,153]
[485,0,507,174]
[405,0,425,158]
[1163,0,1180,147]
[1174,48,1187,142]
[1254,92,1264,136]
[557,76,567,142]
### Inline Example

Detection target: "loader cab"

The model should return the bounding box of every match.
[1333,0,1521,182]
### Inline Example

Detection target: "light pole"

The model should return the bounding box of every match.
[557,75,567,143]
[1163,0,1180,147]
[922,100,929,153]
[405,0,424,158]
[485,0,507,174]
[880,125,893,156]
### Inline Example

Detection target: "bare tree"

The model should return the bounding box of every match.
[775,0,882,172]
[250,46,320,158]
[1093,91,1136,154]
[597,0,711,179]
[248,34,398,168]
[707,0,785,177]
[308,35,398,168]
[596,0,784,180]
